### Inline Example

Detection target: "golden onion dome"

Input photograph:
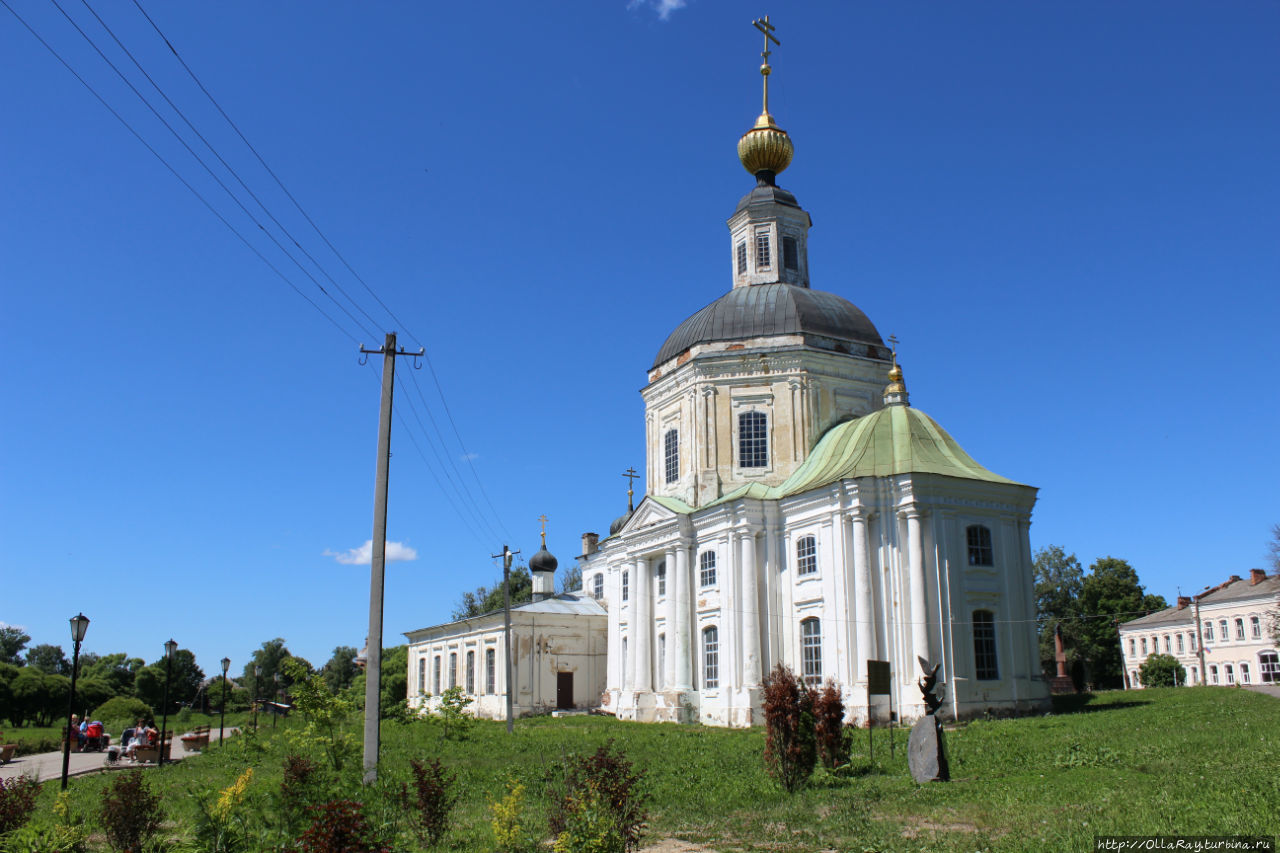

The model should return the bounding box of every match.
[738,110,794,178]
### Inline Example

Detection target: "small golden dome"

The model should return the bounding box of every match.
[884,361,908,404]
[738,113,794,177]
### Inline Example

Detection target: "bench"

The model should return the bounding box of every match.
[180,725,211,752]
[133,735,173,764]
[0,743,17,765]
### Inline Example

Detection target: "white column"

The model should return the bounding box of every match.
[664,546,678,689]
[852,509,875,680]
[740,528,761,686]
[905,507,929,668]
[635,557,652,692]
[674,540,692,690]
[624,560,637,691]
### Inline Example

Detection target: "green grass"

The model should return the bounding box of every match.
[13,687,1280,852]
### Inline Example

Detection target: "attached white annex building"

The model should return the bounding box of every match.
[574,53,1049,727]
[1120,569,1279,688]
[404,540,608,718]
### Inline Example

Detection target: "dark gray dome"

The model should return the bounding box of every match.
[609,510,633,537]
[652,283,885,368]
[530,545,557,574]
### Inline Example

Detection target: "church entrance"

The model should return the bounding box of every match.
[557,672,574,709]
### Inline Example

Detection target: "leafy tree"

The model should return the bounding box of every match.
[1078,557,1167,689]
[1139,653,1186,688]
[243,638,295,690]
[0,662,21,726]
[133,649,204,712]
[24,644,70,676]
[380,645,408,713]
[559,563,583,594]
[1033,545,1085,683]
[0,625,30,666]
[82,653,144,696]
[322,646,359,693]
[74,677,117,717]
[452,565,533,620]
[11,670,69,726]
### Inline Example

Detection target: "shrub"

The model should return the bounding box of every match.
[401,758,455,846]
[193,768,255,853]
[437,686,474,739]
[549,741,646,852]
[553,782,625,853]
[99,771,162,852]
[293,800,389,853]
[0,774,40,836]
[282,658,356,772]
[279,754,323,818]
[1139,653,1187,688]
[762,663,817,792]
[813,678,850,770]
[91,696,153,730]
[2,791,88,852]
[489,778,539,853]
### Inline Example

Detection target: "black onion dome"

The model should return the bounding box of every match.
[609,510,633,537]
[653,283,886,369]
[529,545,558,574]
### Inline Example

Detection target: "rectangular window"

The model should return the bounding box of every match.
[656,561,666,597]
[485,648,495,693]
[1190,632,1197,651]
[466,651,475,694]
[1141,638,1147,655]
[973,610,998,680]
[1225,664,1235,684]
[782,235,798,271]
[1219,619,1229,642]
[1176,633,1184,653]
[449,653,457,689]
[664,429,679,484]
[755,231,771,270]
[1251,616,1262,639]
[622,570,629,601]
[703,626,719,689]
[1163,635,1171,654]
[736,241,747,274]
[699,551,716,587]
[433,656,441,695]
[1204,621,1214,642]
[1235,618,1246,640]
[1128,638,1135,657]
[801,618,822,685]
[1210,665,1219,684]
[593,574,604,600]
[966,525,994,566]
[417,658,426,695]
[738,411,768,468]
[796,535,817,576]
[1241,663,1251,684]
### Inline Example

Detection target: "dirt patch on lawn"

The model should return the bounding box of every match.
[900,818,981,839]
[639,840,719,853]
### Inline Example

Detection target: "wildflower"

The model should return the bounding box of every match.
[215,768,254,819]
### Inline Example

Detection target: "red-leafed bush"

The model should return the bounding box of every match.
[762,663,817,792]
[293,800,389,853]
[401,758,455,846]
[813,678,851,770]
[0,774,40,836]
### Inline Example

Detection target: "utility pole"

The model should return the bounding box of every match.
[360,332,423,785]
[492,544,520,734]
[1193,595,1206,684]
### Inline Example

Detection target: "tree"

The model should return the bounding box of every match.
[134,649,204,712]
[11,670,69,726]
[0,625,31,665]
[1139,653,1186,688]
[559,563,583,594]
[243,638,295,690]
[1077,557,1167,690]
[1033,545,1085,682]
[82,653,145,696]
[322,646,359,693]
[24,644,70,676]
[452,565,533,620]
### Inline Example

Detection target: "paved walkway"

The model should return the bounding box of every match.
[0,726,241,784]
[1247,685,1280,699]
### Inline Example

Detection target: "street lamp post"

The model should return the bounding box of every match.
[219,657,230,745]
[272,672,280,729]
[158,639,177,768]
[60,613,90,791]
[252,664,261,731]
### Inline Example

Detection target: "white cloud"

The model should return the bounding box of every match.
[628,0,687,21]
[324,540,419,566]
[461,452,480,461]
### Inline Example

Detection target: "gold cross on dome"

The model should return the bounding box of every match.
[753,15,780,60]
[622,466,638,512]
[888,334,899,365]
[537,514,548,546]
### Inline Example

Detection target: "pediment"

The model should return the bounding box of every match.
[616,497,684,537]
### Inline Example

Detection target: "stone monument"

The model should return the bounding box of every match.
[1049,623,1077,694]
[907,657,949,783]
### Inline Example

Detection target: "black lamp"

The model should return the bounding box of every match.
[60,613,90,790]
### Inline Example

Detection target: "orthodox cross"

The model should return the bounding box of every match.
[538,514,548,547]
[622,466,638,512]
[752,16,780,115]
[887,334,900,366]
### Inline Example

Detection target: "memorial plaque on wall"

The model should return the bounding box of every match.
[867,660,891,696]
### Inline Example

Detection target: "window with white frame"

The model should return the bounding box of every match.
[738,411,768,468]
[1191,666,1198,684]
[1131,670,1138,686]
[1251,616,1262,639]
[699,551,717,587]
[485,648,495,693]
[966,525,994,566]
[593,574,604,600]
[1129,638,1136,657]
[664,429,679,484]
[1190,631,1197,651]
[1225,664,1235,684]
[755,230,771,270]
[1176,633,1184,653]
[796,535,817,576]
[1241,663,1251,684]
[449,653,457,689]
[466,651,475,694]
[801,617,822,685]
[1219,619,1229,642]
[1235,618,1246,640]
[973,610,998,680]
[703,626,719,689]
[433,656,442,695]
[1204,621,1214,642]
[418,658,426,695]
[1141,637,1148,655]
[622,571,629,601]
[1210,665,1219,684]
[1163,634,1171,653]
[656,561,666,597]
[1260,651,1280,684]
[736,241,747,275]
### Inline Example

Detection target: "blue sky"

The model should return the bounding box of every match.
[3,1,1277,677]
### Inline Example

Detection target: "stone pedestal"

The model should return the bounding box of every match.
[907,716,949,783]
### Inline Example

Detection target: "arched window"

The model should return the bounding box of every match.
[966,525,993,566]
[656,561,666,597]
[466,651,475,694]
[433,656,442,695]
[738,411,768,468]
[622,570,629,601]
[703,626,719,689]
[664,429,679,484]
[699,551,717,587]
[1235,618,1246,640]
[417,658,426,695]
[1259,651,1280,684]
[796,536,817,576]
[973,610,998,680]
[1251,616,1262,639]
[449,653,457,689]
[593,574,604,600]
[800,617,822,685]
[485,648,495,693]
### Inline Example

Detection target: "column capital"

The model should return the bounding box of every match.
[848,506,877,522]
[897,503,926,520]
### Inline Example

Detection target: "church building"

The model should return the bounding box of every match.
[574,26,1049,727]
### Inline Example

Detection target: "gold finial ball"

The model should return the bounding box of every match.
[888,363,903,383]
[738,118,794,177]
[760,63,771,76]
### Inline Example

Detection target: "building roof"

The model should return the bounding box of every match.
[1121,607,1194,630]
[652,283,885,368]
[404,591,606,638]
[1196,572,1280,606]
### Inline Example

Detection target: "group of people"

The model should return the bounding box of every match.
[120,719,159,760]
[70,715,105,751]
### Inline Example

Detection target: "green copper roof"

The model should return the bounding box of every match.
[775,405,1021,494]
